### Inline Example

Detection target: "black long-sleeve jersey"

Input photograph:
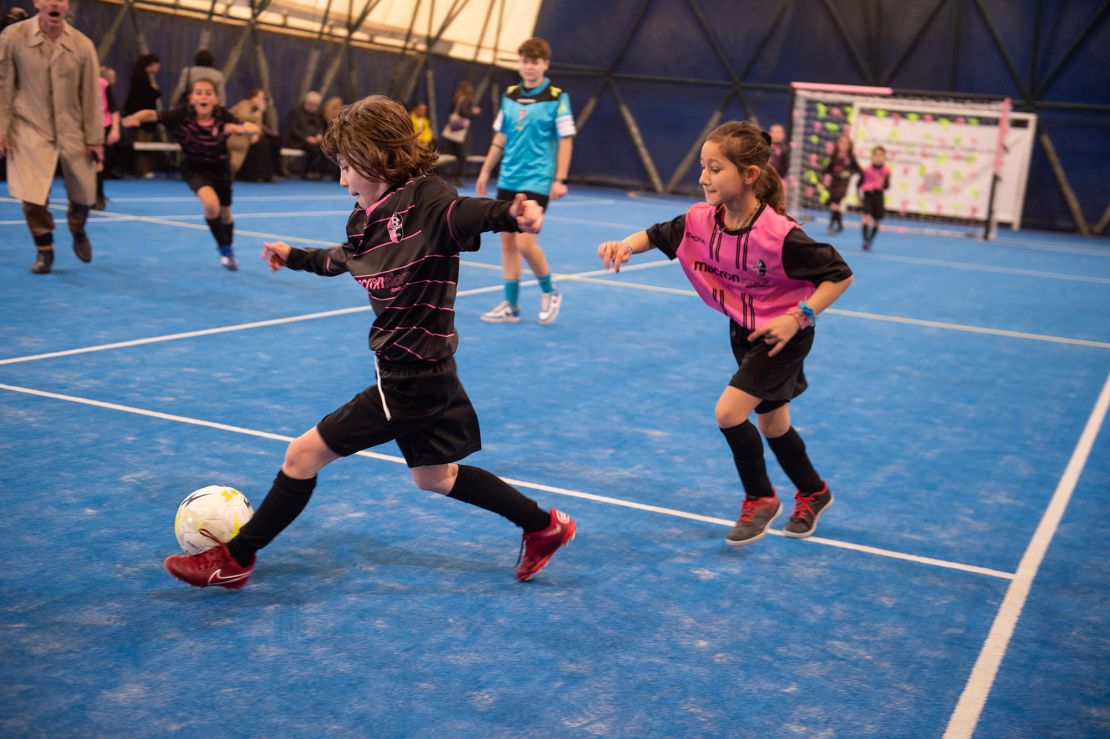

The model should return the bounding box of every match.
[285,176,522,364]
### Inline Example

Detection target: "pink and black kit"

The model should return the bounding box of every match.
[158,105,241,251]
[859,163,891,221]
[859,162,891,246]
[223,176,553,567]
[646,201,852,502]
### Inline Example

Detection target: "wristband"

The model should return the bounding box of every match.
[788,301,816,329]
[555,177,568,185]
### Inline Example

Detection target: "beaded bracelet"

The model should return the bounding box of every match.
[788,301,816,328]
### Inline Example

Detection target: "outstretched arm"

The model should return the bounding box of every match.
[507,193,544,233]
[262,240,349,276]
[226,121,261,136]
[121,109,158,127]
[597,230,652,273]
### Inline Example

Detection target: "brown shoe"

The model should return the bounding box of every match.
[31,250,54,274]
[72,232,93,263]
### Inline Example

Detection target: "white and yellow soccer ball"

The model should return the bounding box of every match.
[174,485,254,554]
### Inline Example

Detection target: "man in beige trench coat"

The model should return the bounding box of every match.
[0,0,103,275]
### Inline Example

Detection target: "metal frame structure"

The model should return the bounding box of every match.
[83,0,529,139]
[58,0,1110,232]
[553,0,1108,234]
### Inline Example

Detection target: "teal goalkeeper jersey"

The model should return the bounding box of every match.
[493,79,576,193]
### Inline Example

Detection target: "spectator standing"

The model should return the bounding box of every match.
[123,53,162,178]
[0,0,103,275]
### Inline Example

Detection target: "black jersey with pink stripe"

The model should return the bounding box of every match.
[285,176,521,363]
[158,105,237,169]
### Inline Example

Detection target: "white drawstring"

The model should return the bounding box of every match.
[373,354,392,421]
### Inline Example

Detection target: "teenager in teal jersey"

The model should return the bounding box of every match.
[477,37,575,325]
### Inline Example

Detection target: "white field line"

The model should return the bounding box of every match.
[569,275,1110,350]
[0,260,675,366]
[866,253,1110,285]
[0,283,493,366]
[0,381,1015,582]
[943,371,1110,739]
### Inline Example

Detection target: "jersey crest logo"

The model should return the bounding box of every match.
[754,258,767,276]
[387,213,404,243]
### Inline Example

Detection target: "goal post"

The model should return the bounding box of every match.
[786,82,1035,238]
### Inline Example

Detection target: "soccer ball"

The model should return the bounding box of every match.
[174,485,254,554]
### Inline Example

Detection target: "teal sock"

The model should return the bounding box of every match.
[504,280,520,306]
[537,274,554,294]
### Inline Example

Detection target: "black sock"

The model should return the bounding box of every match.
[862,222,869,241]
[833,211,842,228]
[448,465,550,532]
[205,217,229,247]
[227,470,317,565]
[720,421,775,499]
[34,233,54,248]
[225,220,234,245]
[869,222,880,241]
[766,427,824,494]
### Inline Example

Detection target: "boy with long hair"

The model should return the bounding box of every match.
[163,96,576,589]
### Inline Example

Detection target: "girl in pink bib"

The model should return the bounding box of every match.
[598,121,854,546]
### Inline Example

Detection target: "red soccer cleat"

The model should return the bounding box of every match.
[164,534,255,590]
[515,508,576,581]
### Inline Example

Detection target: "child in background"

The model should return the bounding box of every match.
[821,134,861,233]
[859,145,891,250]
[597,121,853,546]
[476,37,575,325]
[96,66,121,211]
[123,79,259,270]
[163,95,576,590]
[767,123,789,176]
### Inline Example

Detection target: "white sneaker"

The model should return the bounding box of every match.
[538,291,562,325]
[480,301,521,323]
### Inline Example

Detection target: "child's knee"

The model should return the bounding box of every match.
[714,403,745,429]
[411,464,457,494]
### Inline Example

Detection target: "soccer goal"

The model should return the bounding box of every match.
[786,82,1037,238]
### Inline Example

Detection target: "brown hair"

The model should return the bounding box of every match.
[452,79,474,103]
[706,120,786,214]
[518,37,552,61]
[321,95,438,185]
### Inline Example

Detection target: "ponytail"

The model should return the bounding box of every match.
[755,165,786,214]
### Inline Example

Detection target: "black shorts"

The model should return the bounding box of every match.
[184,166,233,206]
[316,357,482,468]
[728,320,815,414]
[496,188,550,211]
[826,180,850,204]
[862,190,885,220]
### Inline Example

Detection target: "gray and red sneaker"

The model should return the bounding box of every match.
[783,483,834,539]
[515,508,576,581]
[726,494,782,546]
[164,536,254,590]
